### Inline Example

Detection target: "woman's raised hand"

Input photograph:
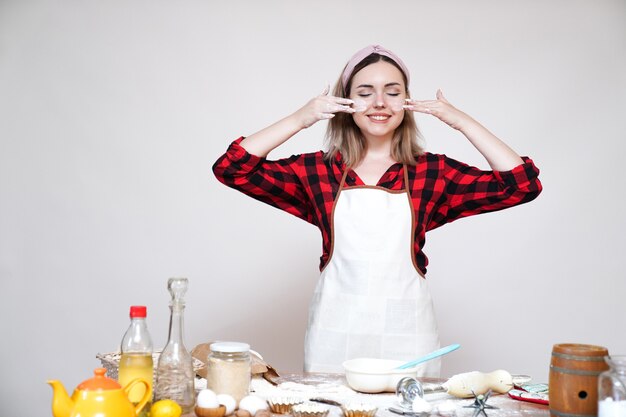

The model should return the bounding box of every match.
[294,85,355,129]
[405,89,524,170]
[239,86,355,157]
[404,89,473,131]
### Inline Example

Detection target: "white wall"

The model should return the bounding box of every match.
[1,1,625,415]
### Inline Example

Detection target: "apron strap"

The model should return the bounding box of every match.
[338,166,350,192]
[321,165,351,275]
[402,164,425,279]
[402,163,410,194]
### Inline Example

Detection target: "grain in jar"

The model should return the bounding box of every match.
[206,342,251,402]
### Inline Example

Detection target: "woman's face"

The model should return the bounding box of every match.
[349,60,407,142]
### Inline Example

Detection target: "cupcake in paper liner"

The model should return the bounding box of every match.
[267,397,304,414]
[341,402,378,417]
[291,402,330,417]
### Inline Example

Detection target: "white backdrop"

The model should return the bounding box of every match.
[1,1,625,416]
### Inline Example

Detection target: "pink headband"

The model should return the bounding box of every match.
[341,44,410,90]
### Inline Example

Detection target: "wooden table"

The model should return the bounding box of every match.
[245,372,551,417]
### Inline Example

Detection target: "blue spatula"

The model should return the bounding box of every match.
[394,343,461,370]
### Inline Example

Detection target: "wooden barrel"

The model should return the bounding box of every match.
[549,343,609,417]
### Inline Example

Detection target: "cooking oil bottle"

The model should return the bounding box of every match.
[119,305,153,416]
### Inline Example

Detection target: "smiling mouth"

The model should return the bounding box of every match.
[368,114,391,121]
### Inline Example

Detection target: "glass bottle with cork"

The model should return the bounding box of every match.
[118,305,153,417]
[154,277,195,414]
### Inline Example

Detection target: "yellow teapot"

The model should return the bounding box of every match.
[48,367,150,417]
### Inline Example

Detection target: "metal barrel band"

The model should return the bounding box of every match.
[549,409,596,417]
[551,351,606,362]
[549,365,603,376]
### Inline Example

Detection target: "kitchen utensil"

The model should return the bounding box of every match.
[396,369,514,406]
[341,402,378,417]
[291,402,330,417]
[310,398,377,417]
[395,344,460,370]
[268,397,304,414]
[342,344,460,393]
[508,389,549,405]
[342,358,419,393]
[48,368,150,417]
[463,390,498,417]
[194,405,226,417]
[388,406,428,417]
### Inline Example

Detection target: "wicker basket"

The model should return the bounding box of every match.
[97,351,205,382]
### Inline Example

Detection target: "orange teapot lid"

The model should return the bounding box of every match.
[77,368,122,390]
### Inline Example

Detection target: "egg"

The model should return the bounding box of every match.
[197,389,220,408]
[238,395,268,415]
[217,394,237,415]
[411,396,432,414]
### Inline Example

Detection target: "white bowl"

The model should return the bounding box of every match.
[342,358,418,393]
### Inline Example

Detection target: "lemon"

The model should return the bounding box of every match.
[150,399,182,417]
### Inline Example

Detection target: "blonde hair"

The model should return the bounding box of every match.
[324,54,425,168]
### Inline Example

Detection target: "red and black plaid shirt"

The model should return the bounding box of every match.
[213,137,542,275]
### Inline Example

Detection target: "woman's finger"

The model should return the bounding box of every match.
[336,105,356,113]
[404,102,438,110]
[403,104,435,114]
[436,89,450,104]
[319,95,353,105]
[320,84,330,96]
[324,102,355,113]
[405,99,439,106]
[332,105,356,113]
[331,97,354,105]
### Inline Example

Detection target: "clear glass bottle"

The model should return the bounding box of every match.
[154,278,195,413]
[206,342,251,402]
[118,305,153,415]
[598,355,626,417]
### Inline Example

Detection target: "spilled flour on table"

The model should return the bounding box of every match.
[248,377,542,417]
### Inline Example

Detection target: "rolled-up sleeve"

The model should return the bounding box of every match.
[212,137,314,223]
[438,155,542,223]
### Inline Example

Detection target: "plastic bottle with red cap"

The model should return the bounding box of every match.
[119,305,154,415]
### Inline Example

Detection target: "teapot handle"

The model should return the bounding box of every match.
[123,378,151,416]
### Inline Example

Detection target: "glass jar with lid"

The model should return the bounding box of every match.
[206,342,251,402]
[598,355,626,417]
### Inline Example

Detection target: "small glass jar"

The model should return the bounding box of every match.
[598,355,626,417]
[206,342,251,402]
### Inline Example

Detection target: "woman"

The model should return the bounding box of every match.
[213,45,542,375]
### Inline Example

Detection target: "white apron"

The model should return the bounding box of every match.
[304,167,440,376]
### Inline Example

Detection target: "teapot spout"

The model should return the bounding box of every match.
[47,380,73,417]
